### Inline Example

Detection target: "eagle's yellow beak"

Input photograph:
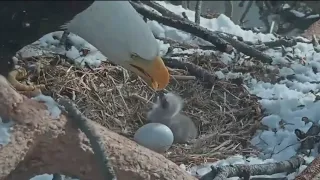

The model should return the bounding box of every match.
[129,56,169,91]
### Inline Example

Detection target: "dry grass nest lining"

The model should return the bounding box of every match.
[21,54,263,166]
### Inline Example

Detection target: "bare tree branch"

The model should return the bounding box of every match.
[224,0,233,19]
[131,1,274,64]
[163,57,217,87]
[239,1,253,25]
[130,1,232,53]
[199,155,305,180]
[187,1,191,9]
[140,1,185,21]
[181,1,188,9]
[216,32,273,64]
[52,174,62,180]
[154,35,200,49]
[195,0,202,24]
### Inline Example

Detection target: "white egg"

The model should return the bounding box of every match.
[134,123,174,153]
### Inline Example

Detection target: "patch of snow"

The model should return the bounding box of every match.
[147,1,276,43]
[156,39,170,56]
[30,174,79,180]
[283,4,291,10]
[0,118,14,146]
[171,48,217,58]
[215,71,225,79]
[30,174,53,180]
[306,14,320,19]
[18,31,106,68]
[219,53,234,65]
[243,37,320,163]
[290,10,305,18]
[148,20,166,38]
[32,94,61,119]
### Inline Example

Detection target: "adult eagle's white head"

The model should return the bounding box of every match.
[62,1,169,90]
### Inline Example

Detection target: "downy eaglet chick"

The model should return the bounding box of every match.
[147,92,198,144]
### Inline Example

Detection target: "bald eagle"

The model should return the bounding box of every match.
[0,1,169,91]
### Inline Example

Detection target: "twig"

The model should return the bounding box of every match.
[163,57,217,87]
[238,0,245,7]
[224,0,233,19]
[200,155,305,180]
[239,1,253,25]
[312,34,320,53]
[257,3,271,33]
[154,35,199,49]
[171,75,196,80]
[295,119,320,156]
[130,1,232,53]
[186,1,191,9]
[181,1,189,9]
[52,174,62,180]
[59,30,70,47]
[182,12,189,20]
[252,39,298,51]
[110,77,130,113]
[131,93,155,106]
[263,39,298,48]
[269,21,275,34]
[216,32,273,64]
[57,98,117,180]
[195,0,202,24]
[140,1,185,21]
[312,35,319,47]
[250,178,288,180]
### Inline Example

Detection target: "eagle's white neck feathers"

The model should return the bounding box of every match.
[62,1,159,63]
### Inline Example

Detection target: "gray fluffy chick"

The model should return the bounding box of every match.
[147,92,198,144]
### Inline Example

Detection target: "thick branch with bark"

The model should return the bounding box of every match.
[200,156,305,180]
[130,1,232,53]
[224,0,233,19]
[216,32,273,64]
[140,1,185,21]
[295,155,320,180]
[0,75,195,180]
[239,1,253,25]
[131,1,274,64]
[194,0,202,24]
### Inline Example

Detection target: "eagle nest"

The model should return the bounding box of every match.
[18,52,264,167]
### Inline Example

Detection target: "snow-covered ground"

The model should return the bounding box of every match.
[0,1,318,180]
[147,2,320,179]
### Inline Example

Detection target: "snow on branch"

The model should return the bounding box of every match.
[130,1,274,64]
[200,155,305,180]
[140,1,186,21]
[130,1,232,53]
